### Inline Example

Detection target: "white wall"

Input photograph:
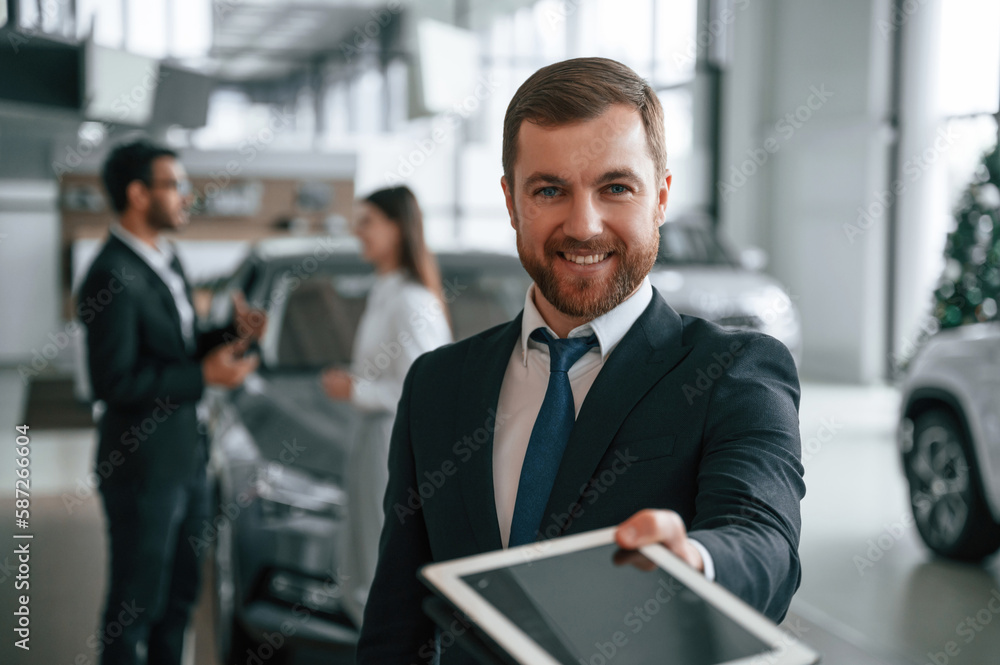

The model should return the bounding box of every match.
[721,0,895,383]
[0,181,62,370]
[893,0,950,371]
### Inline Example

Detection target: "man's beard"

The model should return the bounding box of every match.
[515,213,660,320]
[148,199,183,231]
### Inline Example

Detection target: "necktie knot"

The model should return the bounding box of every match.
[530,328,599,373]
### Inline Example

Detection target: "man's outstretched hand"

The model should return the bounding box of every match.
[615,509,705,573]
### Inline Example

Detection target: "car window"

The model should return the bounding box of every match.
[264,261,529,371]
[207,257,264,326]
[656,225,735,267]
[444,270,530,342]
[272,271,372,369]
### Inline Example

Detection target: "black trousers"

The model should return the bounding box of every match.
[97,463,210,665]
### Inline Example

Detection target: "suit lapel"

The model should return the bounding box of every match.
[107,235,186,341]
[456,312,522,552]
[540,290,693,536]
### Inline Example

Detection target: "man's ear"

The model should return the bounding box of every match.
[656,169,672,227]
[501,174,516,230]
[125,180,149,214]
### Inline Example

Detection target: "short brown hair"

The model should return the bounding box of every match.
[501,57,667,185]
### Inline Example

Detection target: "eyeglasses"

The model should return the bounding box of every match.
[148,179,193,197]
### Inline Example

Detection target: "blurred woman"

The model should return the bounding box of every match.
[321,185,452,627]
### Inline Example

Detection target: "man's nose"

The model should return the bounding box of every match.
[562,194,603,241]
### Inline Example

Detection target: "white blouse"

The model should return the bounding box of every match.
[350,270,453,413]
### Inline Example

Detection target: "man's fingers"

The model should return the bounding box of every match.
[615,509,686,550]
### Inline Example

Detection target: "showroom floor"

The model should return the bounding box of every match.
[1,370,998,665]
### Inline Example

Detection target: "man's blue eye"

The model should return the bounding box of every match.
[609,184,627,194]
[540,187,558,197]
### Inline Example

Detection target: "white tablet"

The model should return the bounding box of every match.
[420,527,819,665]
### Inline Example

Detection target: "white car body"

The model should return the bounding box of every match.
[898,322,1000,523]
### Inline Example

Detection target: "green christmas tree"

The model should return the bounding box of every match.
[933,145,1000,329]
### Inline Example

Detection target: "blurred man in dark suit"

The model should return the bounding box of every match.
[80,139,266,665]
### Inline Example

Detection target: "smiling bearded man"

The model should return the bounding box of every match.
[357,57,806,665]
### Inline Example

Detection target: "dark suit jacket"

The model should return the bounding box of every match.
[357,288,805,665]
[79,234,234,490]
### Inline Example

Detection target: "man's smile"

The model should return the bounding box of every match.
[558,251,614,266]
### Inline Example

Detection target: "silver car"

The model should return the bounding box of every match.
[652,218,802,366]
[898,322,1000,559]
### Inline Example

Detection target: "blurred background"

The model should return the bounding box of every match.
[2,0,1000,664]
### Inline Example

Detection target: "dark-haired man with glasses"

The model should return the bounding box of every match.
[79,139,265,665]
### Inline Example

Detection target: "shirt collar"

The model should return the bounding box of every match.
[520,276,653,365]
[110,223,175,271]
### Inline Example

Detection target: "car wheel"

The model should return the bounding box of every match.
[904,408,1000,560]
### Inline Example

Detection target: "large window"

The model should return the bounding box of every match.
[935,0,1000,201]
[17,0,211,58]
[446,0,706,246]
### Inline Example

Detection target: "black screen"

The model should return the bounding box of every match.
[461,544,771,665]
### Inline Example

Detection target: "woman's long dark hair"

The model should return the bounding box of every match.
[363,185,446,309]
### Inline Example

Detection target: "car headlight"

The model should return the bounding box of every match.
[253,462,346,521]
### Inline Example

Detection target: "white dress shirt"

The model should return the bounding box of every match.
[349,270,453,413]
[492,277,715,580]
[110,224,196,352]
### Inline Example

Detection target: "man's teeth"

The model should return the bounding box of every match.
[565,253,608,265]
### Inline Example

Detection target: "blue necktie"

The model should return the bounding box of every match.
[508,328,599,547]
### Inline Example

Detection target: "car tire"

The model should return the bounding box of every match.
[904,408,1000,560]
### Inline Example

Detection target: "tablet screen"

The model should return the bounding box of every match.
[460,543,772,665]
